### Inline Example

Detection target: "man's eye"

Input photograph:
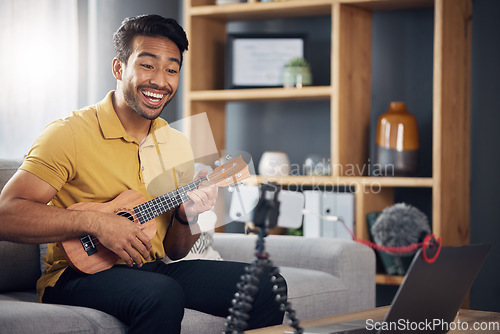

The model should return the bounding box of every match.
[141,64,153,69]
[167,69,178,74]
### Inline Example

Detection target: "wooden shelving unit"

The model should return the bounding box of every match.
[190,86,332,102]
[182,0,471,285]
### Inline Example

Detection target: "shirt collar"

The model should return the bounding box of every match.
[96,90,166,142]
[141,120,171,149]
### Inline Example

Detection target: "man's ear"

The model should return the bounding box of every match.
[112,57,123,80]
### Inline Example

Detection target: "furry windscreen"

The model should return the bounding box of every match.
[371,203,431,252]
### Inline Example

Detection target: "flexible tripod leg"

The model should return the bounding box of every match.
[225,183,302,333]
[259,256,303,334]
[224,252,303,334]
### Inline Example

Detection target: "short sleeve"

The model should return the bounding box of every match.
[20,119,76,191]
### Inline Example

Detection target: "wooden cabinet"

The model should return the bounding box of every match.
[182,0,471,285]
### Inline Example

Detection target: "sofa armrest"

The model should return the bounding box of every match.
[213,233,376,314]
[212,233,375,285]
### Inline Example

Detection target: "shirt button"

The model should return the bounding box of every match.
[142,166,145,171]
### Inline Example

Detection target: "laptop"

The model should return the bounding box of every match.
[289,244,491,334]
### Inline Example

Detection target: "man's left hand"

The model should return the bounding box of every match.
[178,170,217,223]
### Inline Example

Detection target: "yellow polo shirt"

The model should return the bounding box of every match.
[20,91,194,301]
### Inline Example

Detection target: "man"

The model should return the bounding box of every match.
[0,15,285,333]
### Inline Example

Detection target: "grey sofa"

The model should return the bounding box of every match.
[0,159,375,333]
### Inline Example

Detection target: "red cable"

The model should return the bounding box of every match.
[338,219,442,262]
[422,234,442,263]
[354,238,424,254]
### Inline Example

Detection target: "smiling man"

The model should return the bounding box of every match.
[0,15,285,333]
[114,37,179,119]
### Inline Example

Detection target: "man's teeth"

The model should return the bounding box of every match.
[143,91,164,99]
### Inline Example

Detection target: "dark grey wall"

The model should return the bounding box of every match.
[370,8,434,178]
[469,0,500,312]
[371,8,434,235]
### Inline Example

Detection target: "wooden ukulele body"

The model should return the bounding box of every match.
[59,190,157,274]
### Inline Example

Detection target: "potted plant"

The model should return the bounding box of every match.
[283,57,312,88]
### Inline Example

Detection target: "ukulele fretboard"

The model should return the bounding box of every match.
[134,177,207,224]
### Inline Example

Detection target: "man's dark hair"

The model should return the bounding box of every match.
[113,14,188,66]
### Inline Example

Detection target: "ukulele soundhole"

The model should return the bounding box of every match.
[117,211,134,221]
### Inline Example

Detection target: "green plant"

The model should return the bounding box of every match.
[285,57,310,67]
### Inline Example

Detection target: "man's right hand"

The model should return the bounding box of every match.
[91,211,152,268]
[0,170,152,268]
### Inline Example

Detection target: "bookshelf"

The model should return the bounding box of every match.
[182,0,471,285]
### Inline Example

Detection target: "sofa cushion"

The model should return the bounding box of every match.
[0,160,41,292]
[0,241,41,292]
[280,266,348,320]
[0,300,126,334]
[281,267,346,298]
[182,309,226,333]
[0,158,22,189]
[0,290,39,302]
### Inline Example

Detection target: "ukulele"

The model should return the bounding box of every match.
[59,156,250,274]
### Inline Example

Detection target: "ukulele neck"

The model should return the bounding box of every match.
[133,177,207,224]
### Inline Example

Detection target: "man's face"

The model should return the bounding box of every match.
[119,35,181,120]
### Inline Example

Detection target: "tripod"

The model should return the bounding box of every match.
[224,184,303,334]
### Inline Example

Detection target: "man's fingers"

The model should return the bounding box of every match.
[134,230,152,260]
[103,215,152,267]
[187,189,207,207]
[194,169,208,180]
[121,242,148,268]
[129,248,145,268]
[115,248,135,267]
[125,227,152,267]
[187,187,216,211]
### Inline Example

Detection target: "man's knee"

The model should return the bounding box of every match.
[128,276,185,333]
[138,276,185,314]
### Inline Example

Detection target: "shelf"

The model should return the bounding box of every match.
[376,274,405,285]
[189,0,434,21]
[184,0,473,286]
[188,1,333,21]
[189,86,332,102]
[250,175,434,188]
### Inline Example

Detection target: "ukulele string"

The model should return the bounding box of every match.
[126,160,241,222]
[83,163,242,245]
[129,177,206,221]
[84,188,192,244]
[83,177,206,244]
[85,192,191,245]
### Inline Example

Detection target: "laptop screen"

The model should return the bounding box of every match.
[290,244,491,334]
[381,244,491,334]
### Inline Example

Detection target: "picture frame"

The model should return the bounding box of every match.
[226,33,307,89]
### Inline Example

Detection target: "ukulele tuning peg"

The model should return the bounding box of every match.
[227,186,234,193]
[214,160,221,167]
[225,154,232,161]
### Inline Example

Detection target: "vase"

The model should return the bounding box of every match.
[283,66,312,88]
[374,102,419,177]
[258,151,291,176]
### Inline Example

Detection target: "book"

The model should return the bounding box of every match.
[303,191,355,239]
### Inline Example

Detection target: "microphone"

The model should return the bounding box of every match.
[370,203,431,254]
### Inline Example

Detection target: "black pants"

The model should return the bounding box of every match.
[43,260,285,333]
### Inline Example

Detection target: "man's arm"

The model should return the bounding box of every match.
[0,170,152,267]
[163,170,217,260]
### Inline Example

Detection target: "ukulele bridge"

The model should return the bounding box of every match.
[80,235,98,256]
